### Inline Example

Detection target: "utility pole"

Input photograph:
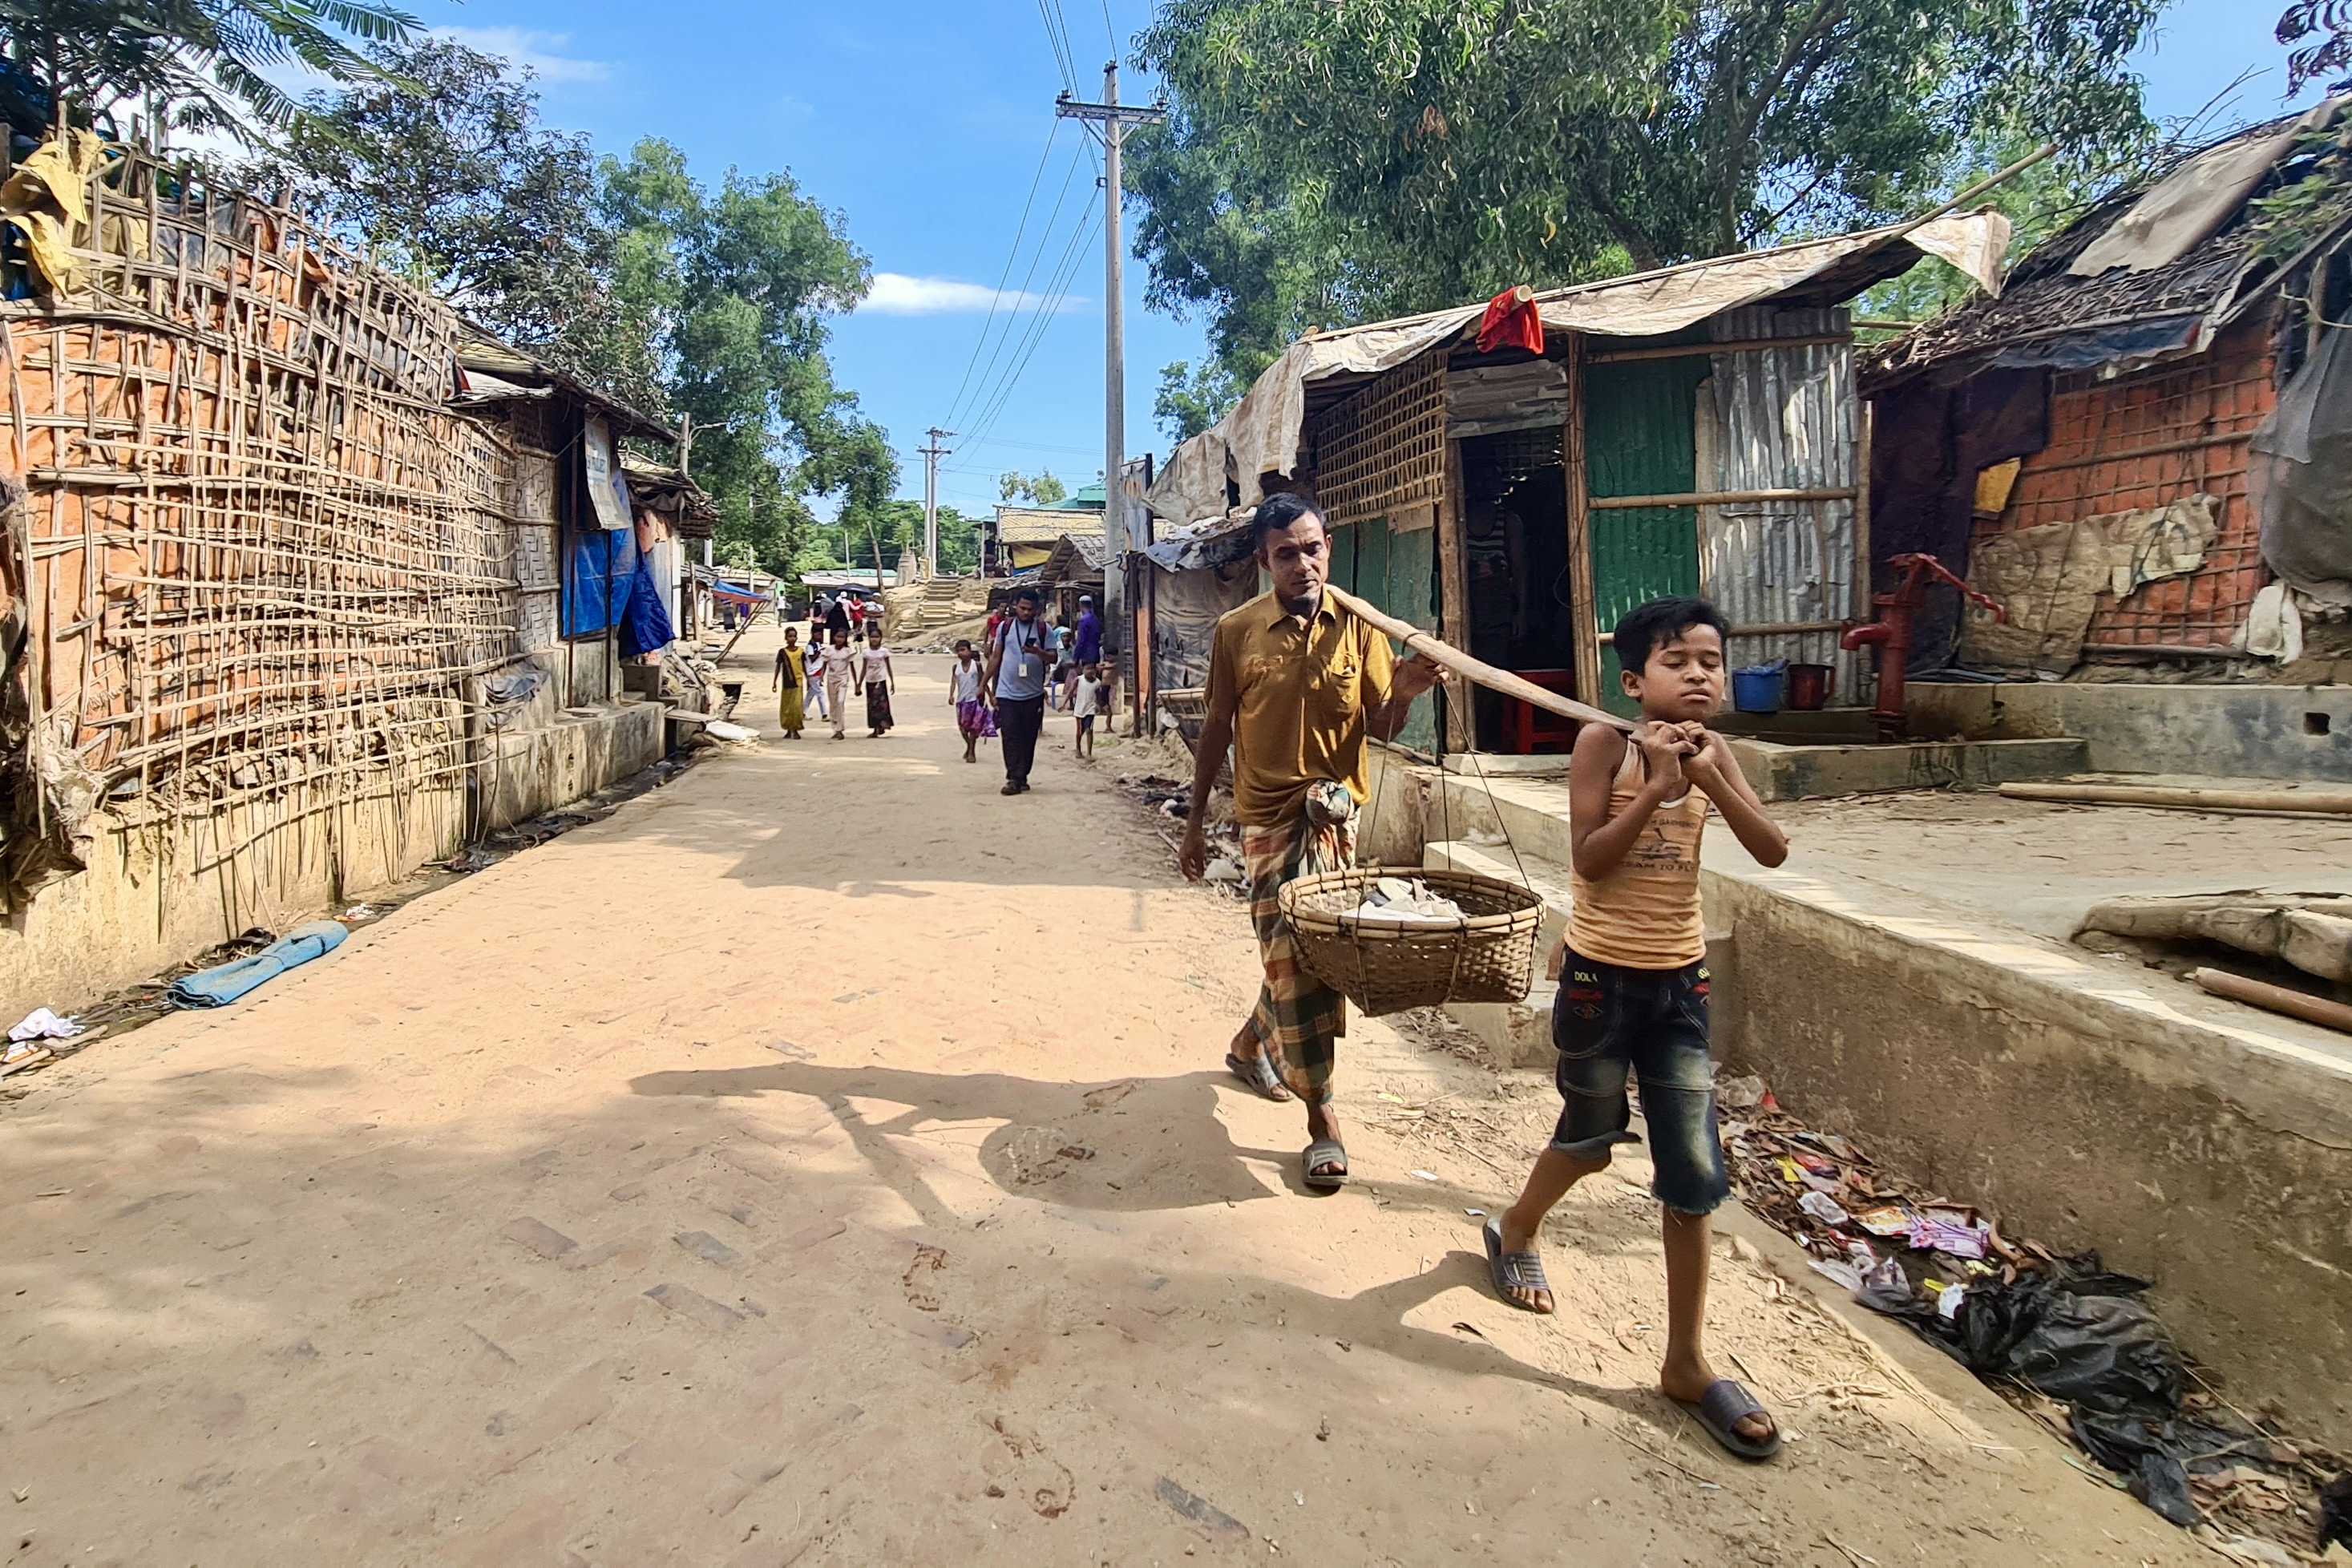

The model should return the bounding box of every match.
[918,426,955,580]
[1057,66,1165,702]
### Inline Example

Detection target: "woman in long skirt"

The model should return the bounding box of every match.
[772,628,807,738]
[857,625,895,737]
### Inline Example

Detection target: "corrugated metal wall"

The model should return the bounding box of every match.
[1700,305,1864,705]
[1586,353,1708,717]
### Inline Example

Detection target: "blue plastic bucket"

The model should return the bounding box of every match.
[1732,661,1786,714]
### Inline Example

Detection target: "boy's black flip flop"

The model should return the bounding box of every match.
[1674,1379,1783,1461]
[1225,1050,1292,1101]
[1483,1216,1554,1313]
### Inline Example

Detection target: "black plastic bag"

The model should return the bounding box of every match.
[2322,1473,2352,1550]
[1940,1255,2181,1418]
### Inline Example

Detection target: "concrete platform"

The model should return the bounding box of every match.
[1726,733,2089,802]
[1371,750,2352,1445]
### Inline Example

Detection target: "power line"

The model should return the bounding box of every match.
[1035,0,1077,91]
[960,196,1104,455]
[948,138,1092,430]
[1101,0,1117,54]
[964,194,1103,443]
[940,119,1063,431]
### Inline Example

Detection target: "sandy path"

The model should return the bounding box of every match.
[0,629,2197,1565]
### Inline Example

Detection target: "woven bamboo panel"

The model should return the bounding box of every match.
[1314,346,1448,531]
[2,140,521,855]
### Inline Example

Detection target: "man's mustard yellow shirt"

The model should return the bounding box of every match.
[1205,589,1396,828]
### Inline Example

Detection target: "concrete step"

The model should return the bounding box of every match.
[1726,734,2089,802]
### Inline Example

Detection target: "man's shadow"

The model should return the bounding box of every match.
[631,1061,1344,1217]
[634,1058,1697,1433]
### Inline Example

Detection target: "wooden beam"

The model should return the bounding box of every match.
[1586,333,1852,365]
[1854,398,1875,624]
[1590,485,1857,511]
[1437,438,1472,751]
[1998,782,2352,815]
[1562,332,1601,709]
[1326,582,1631,733]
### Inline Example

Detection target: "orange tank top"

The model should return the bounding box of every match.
[1566,743,1709,969]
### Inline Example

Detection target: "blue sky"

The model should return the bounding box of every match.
[408,0,2313,516]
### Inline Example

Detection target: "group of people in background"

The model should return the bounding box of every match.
[766,587,1111,782]
[772,591,894,742]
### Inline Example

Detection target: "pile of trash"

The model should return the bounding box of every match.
[1348,875,1466,927]
[1721,1078,2350,1558]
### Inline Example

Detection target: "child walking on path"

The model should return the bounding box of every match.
[1483,595,1790,1463]
[949,639,992,763]
[1069,660,1105,759]
[856,626,895,738]
[771,628,807,739]
[818,628,856,741]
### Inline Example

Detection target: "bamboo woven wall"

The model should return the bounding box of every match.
[0,141,521,895]
[1313,346,1448,531]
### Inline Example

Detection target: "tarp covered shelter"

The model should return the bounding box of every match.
[1142,211,2011,748]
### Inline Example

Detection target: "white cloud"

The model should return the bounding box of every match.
[436,26,612,85]
[860,273,1079,316]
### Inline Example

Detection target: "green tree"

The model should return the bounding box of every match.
[2281,1,2352,95]
[240,38,657,407]
[0,0,414,142]
[1154,358,1250,442]
[600,139,874,579]
[1133,0,2162,386]
[997,469,1067,504]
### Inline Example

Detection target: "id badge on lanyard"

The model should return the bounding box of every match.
[1013,628,1038,681]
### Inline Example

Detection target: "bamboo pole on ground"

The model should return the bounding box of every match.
[2192,968,2352,1034]
[1323,581,1633,733]
[1998,782,2352,816]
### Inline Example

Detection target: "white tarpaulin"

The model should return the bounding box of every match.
[2071,99,2343,278]
[1146,212,2011,527]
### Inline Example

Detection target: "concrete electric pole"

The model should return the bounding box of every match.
[918,426,955,579]
[1057,65,1165,697]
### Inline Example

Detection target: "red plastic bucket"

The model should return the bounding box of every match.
[1785,663,1834,711]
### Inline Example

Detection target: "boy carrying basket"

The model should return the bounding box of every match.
[1485,595,1790,1462]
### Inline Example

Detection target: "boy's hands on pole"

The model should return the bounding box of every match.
[1634,719,1695,785]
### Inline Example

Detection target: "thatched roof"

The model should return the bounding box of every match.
[1865,100,2352,392]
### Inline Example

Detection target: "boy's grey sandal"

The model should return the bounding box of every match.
[1675,1378,1783,1461]
[1483,1216,1553,1311]
[1226,1050,1292,1101]
[1302,1138,1349,1191]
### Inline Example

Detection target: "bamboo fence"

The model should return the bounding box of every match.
[0,138,524,909]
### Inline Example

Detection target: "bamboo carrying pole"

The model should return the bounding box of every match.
[1998,782,2352,816]
[2192,968,2352,1035]
[1322,581,1634,733]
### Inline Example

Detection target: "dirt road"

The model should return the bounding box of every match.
[0,631,2197,1565]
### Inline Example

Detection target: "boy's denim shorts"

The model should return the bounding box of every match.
[1550,948,1731,1216]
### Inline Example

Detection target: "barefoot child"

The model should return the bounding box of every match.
[855,624,895,738]
[950,638,991,762]
[1070,659,1103,759]
[1484,595,1790,1461]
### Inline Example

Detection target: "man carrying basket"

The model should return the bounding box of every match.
[1178,493,1445,1190]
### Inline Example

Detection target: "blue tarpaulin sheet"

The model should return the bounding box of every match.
[620,554,675,657]
[168,920,348,1008]
[564,523,639,636]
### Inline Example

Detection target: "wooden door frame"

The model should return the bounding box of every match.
[1561,331,1601,709]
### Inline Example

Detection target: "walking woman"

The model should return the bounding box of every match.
[856,624,896,738]
[772,626,808,739]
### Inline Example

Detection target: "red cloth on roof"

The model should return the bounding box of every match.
[1477,287,1544,355]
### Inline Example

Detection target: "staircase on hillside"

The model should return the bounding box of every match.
[911,575,986,628]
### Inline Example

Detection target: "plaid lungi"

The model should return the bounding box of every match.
[1241,780,1358,1106]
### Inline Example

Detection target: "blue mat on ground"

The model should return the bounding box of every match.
[168,920,349,1008]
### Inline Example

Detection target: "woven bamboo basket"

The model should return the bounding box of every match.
[1279,867,1543,1016]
